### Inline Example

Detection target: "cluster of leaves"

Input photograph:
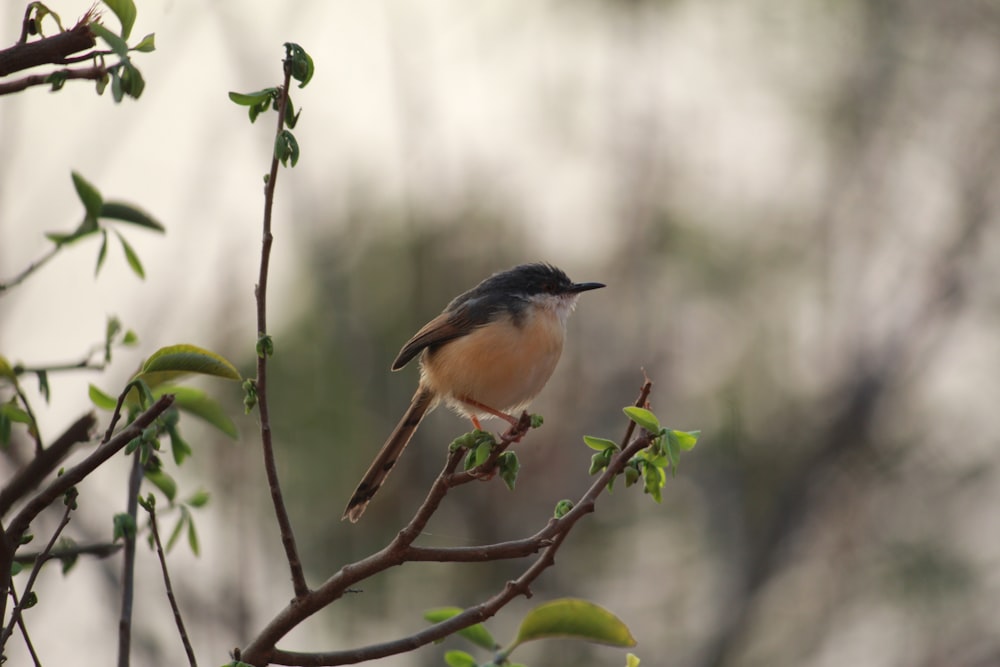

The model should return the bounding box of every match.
[451,430,522,491]
[25,0,155,101]
[46,171,164,279]
[424,599,639,667]
[228,42,315,167]
[90,344,242,555]
[585,407,700,503]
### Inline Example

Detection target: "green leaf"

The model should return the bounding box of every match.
[167,424,192,465]
[101,0,136,38]
[623,406,661,434]
[166,509,187,552]
[0,403,32,426]
[444,651,477,667]
[187,516,200,555]
[46,70,68,91]
[139,344,241,382]
[510,599,636,650]
[37,370,50,403]
[145,469,177,502]
[100,201,164,232]
[110,69,123,102]
[228,89,278,106]
[89,21,129,56]
[88,384,118,410]
[154,385,238,438]
[671,429,700,451]
[185,490,210,508]
[274,129,300,167]
[498,451,519,491]
[554,499,574,518]
[256,334,274,359]
[114,230,145,279]
[0,355,15,381]
[118,61,145,99]
[423,607,497,650]
[132,32,155,52]
[584,435,618,452]
[71,171,103,221]
[122,330,139,345]
[284,42,315,88]
[95,229,108,276]
[627,653,640,667]
[113,512,136,542]
[643,465,664,502]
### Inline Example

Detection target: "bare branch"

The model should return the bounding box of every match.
[253,53,308,600]
[116,452,143,667]
[0,64,107,96]
[146,500,198,667]
[0,20,96,77]
[0,412,96,519]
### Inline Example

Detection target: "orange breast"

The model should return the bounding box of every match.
[419,306,566,417]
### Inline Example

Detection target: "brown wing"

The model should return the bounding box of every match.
[391,308,482,370]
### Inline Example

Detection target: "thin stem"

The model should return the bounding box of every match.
[147,501,198,667]
[0,246,60,295]
[12,385,43,454]
[0,500,73,650]
[8,587,42,667]
[116,452,143,667]
[254,54,308,599]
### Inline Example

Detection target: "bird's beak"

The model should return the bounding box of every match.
[569,281,605,293]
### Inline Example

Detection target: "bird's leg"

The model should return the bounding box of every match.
[470,415,483,430]
[459,396,519,426]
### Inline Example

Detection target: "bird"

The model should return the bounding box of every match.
[342,262,605,523]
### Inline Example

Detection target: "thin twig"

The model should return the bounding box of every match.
[253,53,308,599]
[9,587,42,667]
[146,501,198,667]
[0,245,60,295]
[14,540,121,564]
[0,499,73,650]
[116,452,143,667]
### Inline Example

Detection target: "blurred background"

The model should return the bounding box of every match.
[2,0,1000,666]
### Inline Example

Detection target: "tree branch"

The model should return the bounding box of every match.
[0,20,96,77]
[239,381,655,666]
[146,499,198,667]
[0,412,96,519]
[0,64,107,96]
[116,452,143,667]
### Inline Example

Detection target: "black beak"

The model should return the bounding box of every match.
[569,281,605,293]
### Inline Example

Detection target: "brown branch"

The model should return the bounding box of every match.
[14,540,121,564]
[253,54,308,600]
[8,587,41,667]
[117,451,143,667]
[146,500,198,667]
[0,21,95,77]
[0,64,106,96]
[239,381,655,666]
[0,412,96,519]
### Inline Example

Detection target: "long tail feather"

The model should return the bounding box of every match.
[342,387,436,523]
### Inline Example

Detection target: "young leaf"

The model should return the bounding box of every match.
[671,429,701,451]
[284,42,315,87]
[101,0,136,38]
[584,435,618,452]
[100,201,164,231]
[95,229,109,276]
[166,509,187,552]
[37,370,50,403]
[71,171,103,221]
[88,384,118,410]
[228,89,278,107]
[114,230,145,278]
[187,517,200,555]
[155,385,238,438]
[498,451,519,491]
[626,653,640,667]
[185,490,210,508]
[554,499,574,518]
[113,512,137,542]
[89,21,129,56]
[132,32,155,52]
[274,129,300,167]
[423,608,497,650]
[444,651,477,667]
[145,469,177,502]
[623,406,661,434]
[139,344,241,380]
[510,599,636,650]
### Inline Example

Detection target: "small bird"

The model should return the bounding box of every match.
[342,263,605,523]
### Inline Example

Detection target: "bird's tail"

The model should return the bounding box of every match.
[342,386,436,523]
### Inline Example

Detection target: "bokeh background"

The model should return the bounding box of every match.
[2,1,1000,666]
